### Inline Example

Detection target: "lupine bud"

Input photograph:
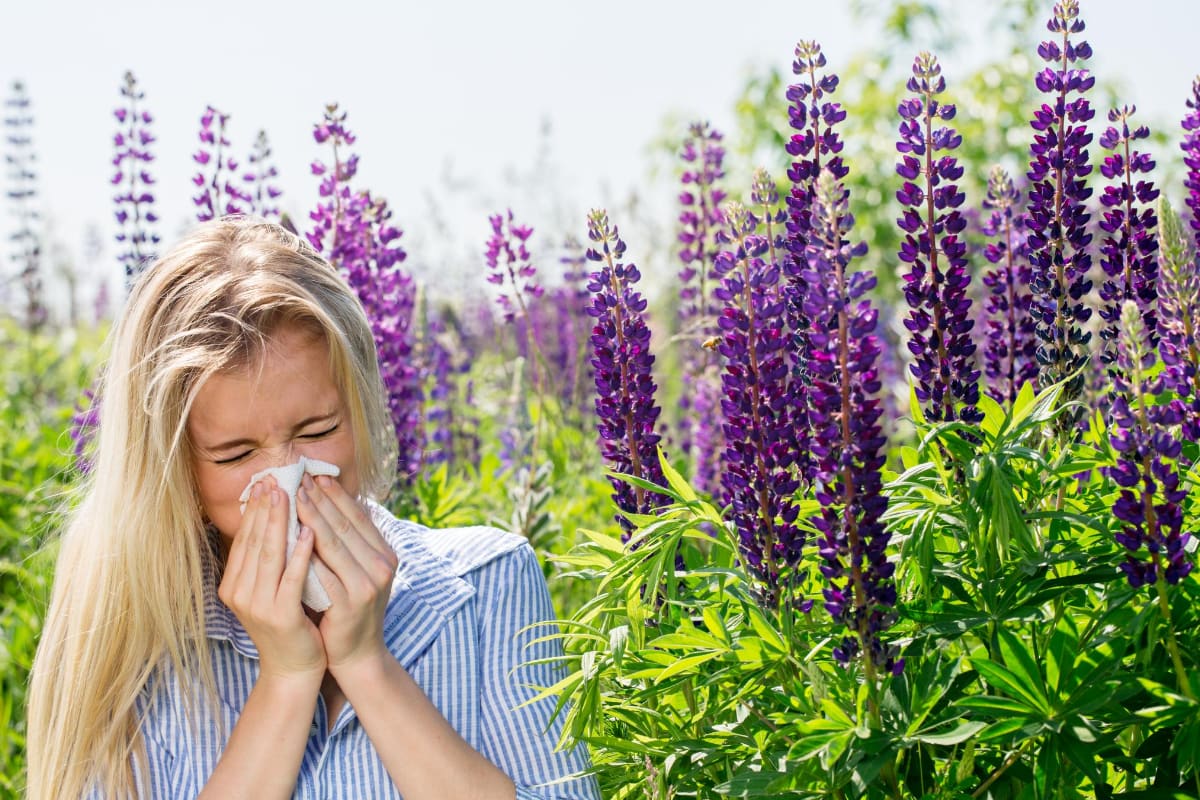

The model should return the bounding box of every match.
[896,51,980,425]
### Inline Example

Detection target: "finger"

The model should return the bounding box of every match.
[297,479,372,591]
[220,483,264,604]
[314,476,394,561]
[302,476,396,585]
[236,485,272,605]
[253,485,288,607]
[278,524,315,607]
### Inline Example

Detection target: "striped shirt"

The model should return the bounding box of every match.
[129,504,600,799]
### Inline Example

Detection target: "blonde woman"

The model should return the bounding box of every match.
[27,217,598,799]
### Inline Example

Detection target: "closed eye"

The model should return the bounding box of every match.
[300,423,339,439]
[214,450,252,465]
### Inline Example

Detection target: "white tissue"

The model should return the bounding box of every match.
[238,456,340,611]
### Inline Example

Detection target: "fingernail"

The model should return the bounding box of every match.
[302,474,314,490]
[299,525,312,542]
[270,488,280,507]
[251,483,262,499]
[317,475,332,488]
[298,486,309,504]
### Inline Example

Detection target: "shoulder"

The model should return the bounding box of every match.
[366,500,529,579]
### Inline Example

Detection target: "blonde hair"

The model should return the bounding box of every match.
[26,217,396,799]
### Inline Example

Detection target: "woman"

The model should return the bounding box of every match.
[26,217,598,799]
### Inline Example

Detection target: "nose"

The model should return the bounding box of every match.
[263,442,298,469]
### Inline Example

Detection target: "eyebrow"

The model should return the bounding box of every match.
[204,410,340,453]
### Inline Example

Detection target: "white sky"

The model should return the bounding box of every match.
[1,0,1198,317]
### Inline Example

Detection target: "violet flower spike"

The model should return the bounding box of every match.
[243,128,282,220]
[112,70,160,288]
[484,209,542,325]
[1156,195,1200,443]
[585,209,668,533]
[1181,76,1200,250]
[804,170,898,678]
[192,106,248,222]
[783,40,847,484]
[714,189,802,608]
[980,166,1038,405]
[895,51,980,425]
[1025,0,1096,428]
[1097,105,1159,367]
[1109,301,1193,589]
[6,80,45,332]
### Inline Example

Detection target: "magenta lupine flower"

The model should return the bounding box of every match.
[1097,106,1159,367]
[586,209,668,532]
[192,106,250,222]
[1110,301,1193,588]
[1182,77,1200,249]
[1026,0,1096,420]
[896,52,981,425]
[803,170,898,676]
[308,104,421,483]
[112,71,159,287]
[419,316,458,468]
[243,129,282,220]
[783,40,848,484]
[6,80,45,331]
[980,166,1038,405]
[485,209,542,324]
[714,181,802,606]
[1157,196,1200,443]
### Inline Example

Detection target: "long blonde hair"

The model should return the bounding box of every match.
[26,217,396,799]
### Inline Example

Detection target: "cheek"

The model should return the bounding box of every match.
[194,464,257,538]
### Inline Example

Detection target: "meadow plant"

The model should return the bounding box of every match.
[1096,106,1159,365]
[243,129,282,220]
[5,80,44,331]
[895,51,980,424]
[1025,0,1096,424]
[111,71,159,287]
[980,166,1038,404]
[1182,76,1200,248]
[803,170,896,677]
[484,209,542,324]
[585,209,668,531]
[714,184,801,604]
[1157,195,1200,442]
[192,105,249,222]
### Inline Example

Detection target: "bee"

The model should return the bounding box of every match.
[702,336,721,350]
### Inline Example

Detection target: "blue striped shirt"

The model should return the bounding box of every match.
[129,504,600,799]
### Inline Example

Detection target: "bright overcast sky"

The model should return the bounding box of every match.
[1,0,1197,313]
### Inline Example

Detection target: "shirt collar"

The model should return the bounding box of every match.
[204,502,476,670]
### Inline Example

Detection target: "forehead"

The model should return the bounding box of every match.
[188,327,339,437]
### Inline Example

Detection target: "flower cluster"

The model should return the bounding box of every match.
[783,40,847,482]
[1110,301,1193,589]
[1157,196,1200,442]
[308,104,420,483]
[485,209,542,324]
[1026,0,1096,422]
[6,80,44,331]
[586,209,668,531]
[192,106,250,222]
[714,187,802,605]
[803,170,897,676]
[68,388,100,474]
[1097,106,1159,365]
[243,129,282,220]
[895,51,980,424]
[980,166,1038,405]
[112,71,159,286]
[1182,76,1200,251]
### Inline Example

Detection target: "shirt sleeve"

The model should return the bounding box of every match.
[474,542,601,800]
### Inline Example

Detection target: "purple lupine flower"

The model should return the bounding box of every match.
[1157,195,1200,443]
[192,106,250,222]
[714,182,802,606]
[586,209,668,532]
[783,40,848,485]
[243,128,282,220]
[418,314,457,468]
[112,71,159,288]
[559,236,594,413]
[1026,0,1096,422]
[68,388,100,474]
[6,80,45,331]
[308,104,421,484]
[485,209,542,323]
[1097,106,1159,366]
[690,367,724,497]
[1109,301,1194,588]
[896,52,981,425]
[1182,76,1200,249]
[804,169,898,677]
[676,122,727,463]
[980,166,1038,405]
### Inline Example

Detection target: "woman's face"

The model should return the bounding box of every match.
[188,324,360,551]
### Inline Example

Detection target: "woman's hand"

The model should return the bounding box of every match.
[297,474,399,678]
[218,478,326,682]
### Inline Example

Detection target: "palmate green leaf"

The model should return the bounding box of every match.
[656,445,698,504]
[742,599,788,656]
[996,629,1050,711]
[978,392,1006,441]
[965,656,1050,716]
[911,719,987,746]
